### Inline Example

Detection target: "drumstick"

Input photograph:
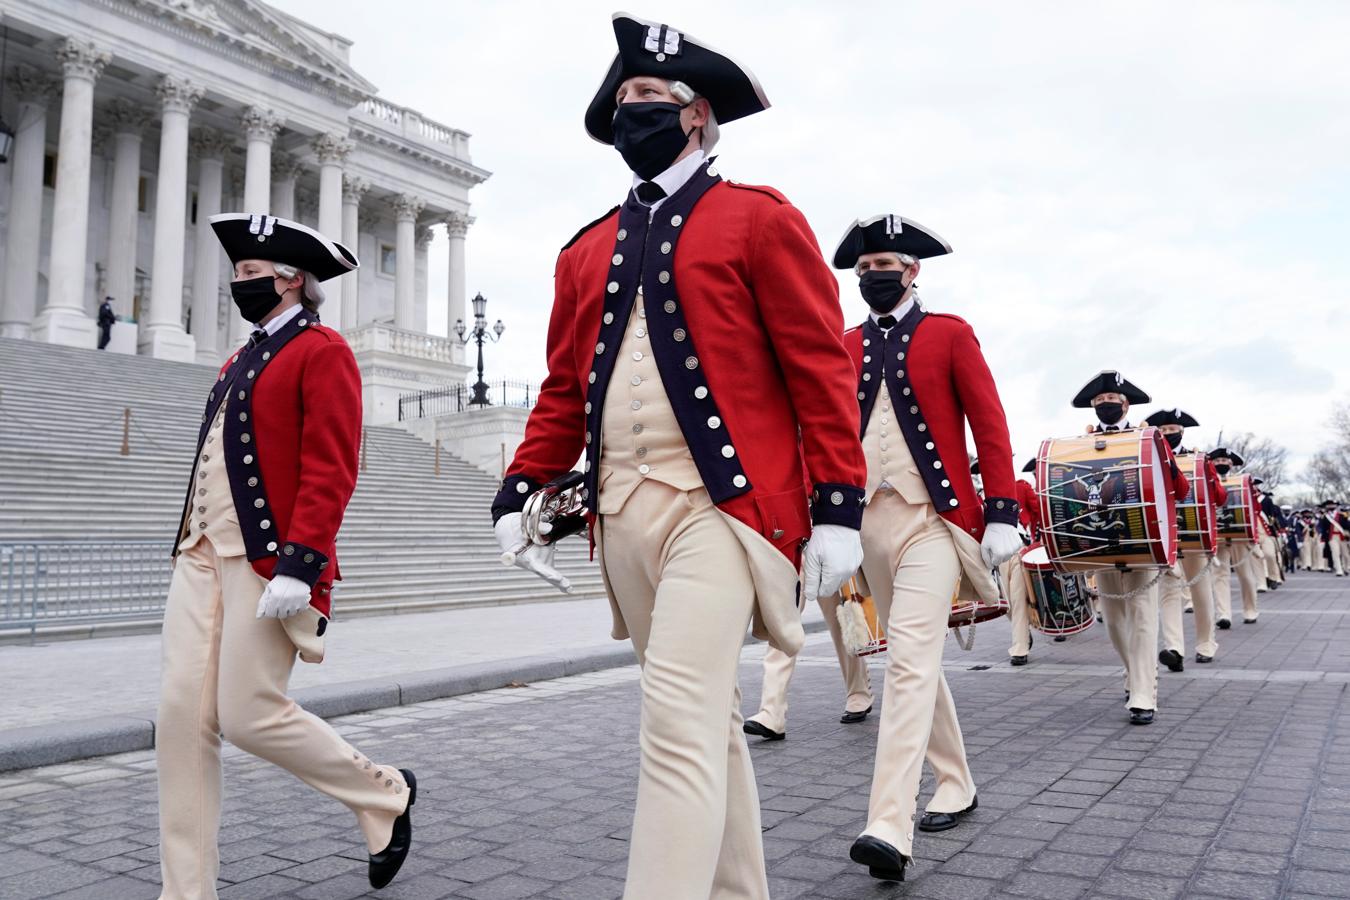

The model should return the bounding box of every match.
[500,542,529,566]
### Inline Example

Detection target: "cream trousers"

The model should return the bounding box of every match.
[1160,554,1218,659]
[1096,568,1160,711]
[1213,541,1260,622]
[598,481,768,900]
[156,540,407,900]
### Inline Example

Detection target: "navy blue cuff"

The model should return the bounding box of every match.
[492,475,542,524]
[274,540,329,587]
[983,496,1020,527]
[811,483,865,530]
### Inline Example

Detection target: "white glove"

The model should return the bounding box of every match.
[495,512,573,594]
[256,574,313,619]
[801,524,864,606]
[981,522,1023,569]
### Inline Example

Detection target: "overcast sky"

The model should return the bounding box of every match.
[275,0,1349,492]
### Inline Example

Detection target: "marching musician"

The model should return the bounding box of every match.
[1006,458,1041,663]
[1282,504,1298,574]
[833,214,1023,881]
[490,15,866,897]
[156,214,416,899]
[1299,510,1319,571]
[1145,408,1225,669]
[1318,500,1347,576]
[1208,448,1263,625]
[1252,478,1285,590]
[1070,371,1189,725]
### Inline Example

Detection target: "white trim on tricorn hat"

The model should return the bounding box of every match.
[584,12,770,145]
[1071,369,1150,408]
[831,214,953,269]
[209,213,358,282]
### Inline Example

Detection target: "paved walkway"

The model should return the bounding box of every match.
[0,571,1347,898]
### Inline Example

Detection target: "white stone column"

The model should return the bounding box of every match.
[0,66,58,339]
[312,132,352,330]
[190,129,231,365]
[32,38,110,348]
[270,153,300,220]
[340,176,369,329]
[102,99,153,321]
[140,75,203,361]
[444,212,472,352]
[234,106,281,344]
[392,193,424,330]
[415,224,432,333]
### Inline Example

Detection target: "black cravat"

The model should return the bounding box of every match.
[634,181,667,204]
[247,328,268,348]
[1104,425,1120,433]
[876,315,897,330]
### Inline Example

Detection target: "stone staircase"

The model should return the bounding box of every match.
[0,337,602,637]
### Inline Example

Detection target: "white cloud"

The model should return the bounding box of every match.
[273,0,1350,492]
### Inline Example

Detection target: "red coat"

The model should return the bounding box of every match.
[494,163,866,559]
[176,313,361,618]
[1016,479,1041,540]
[844,308,1017,541]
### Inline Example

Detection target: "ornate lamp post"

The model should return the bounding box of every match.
[454,291,504,407]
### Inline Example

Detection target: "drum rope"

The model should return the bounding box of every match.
[1181,556,1217,587]
[1094,568,1164,600]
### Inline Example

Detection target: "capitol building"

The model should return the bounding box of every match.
[0,0,488,422]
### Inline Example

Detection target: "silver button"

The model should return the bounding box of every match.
[617,228,628,240]
[664,300,677,314]
[201,454,210,463]
[612,253,624,265]
[902,334,910,342]
[941,480,950,488]
[248,477,258,487]
[706,166,718,177]
[638,306,646,318]
[631,375,642,386]
[298,319,307,327]
[708,416,721,429]
[254,498,265,508]
[830,491,844,506]
[197,505,206,514]
[661,241,672,254]
[674,328,687,342]
[247,370,255,379]
[267,541,278,551]
[685,356,699,370]
[262,351,271,360]
[636,447,648,458]
[588,371,597,384]
[585,402,593,413]
[198,522,207,530]
[607,281,619,294]
[911,406,919,414]
[632,351,643,361]
[863,373,871,381]
[997,500,1006,509]
[636,327,646,338]
[239,412,248,422]
[863,356,871,363]
[639,464,651,475]
[585,432,592,444]
[604,312,614,324]
[694,386,709,399]
[721,445,735,458]
[585,460,592,472]
[926,442,935,450]
[516,482,530,494]
[232,355,239,364]
[218,373,226,382]
[897,370,905,379]
[243,454,253,464]
[949,498,960,507]
[241,434,251,443]
[658,271,670,284]
[858,392,866,400]
[918,423,927,432]
[863,339,871,347]
[238,391,246,400]
[903,387,912,396]
[633,424,644,434]
[733,475,747,488]
[897,352,905,360]
[880,417,888,424]
[261,519,270,529]
[596,342,606,355]
[303,553,314,563]
[671,214,683,226]
[934,461,943,469]
[631,400,641,410]
[655,51,666,61]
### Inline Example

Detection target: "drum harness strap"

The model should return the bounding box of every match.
[1181,556,1218,587]
[951,567,1006,652]
[1095,568,1164,600]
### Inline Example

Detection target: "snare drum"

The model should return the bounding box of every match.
[1036,428,1177,573]
[1021,544,1095,636]
[1217,473,1259,542]
[949,579,1008,629]
[838,578,886,657]
[1175,452,1218,554]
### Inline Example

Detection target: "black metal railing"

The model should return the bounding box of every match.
[398,380,541,420]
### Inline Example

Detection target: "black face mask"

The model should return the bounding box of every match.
[1213,463,1231,476]
[859,270,909,314]
[1094,402,1124,426]
[612,102,694,181]
[230,275,284,324]
[1164,431,1183,450]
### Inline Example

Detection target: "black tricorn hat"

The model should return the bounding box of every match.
[832,214,952,269]
[970,460,980,475]
[1022,458,1036,473]
[210,213,357,282]
[1208,447,1245,467]
[1321,499,1338,508]
[1144,408,1200,428]
[584,13,770,145]
[1071,370,1150,408]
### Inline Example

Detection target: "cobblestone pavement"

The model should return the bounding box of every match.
[0,571,1347,899]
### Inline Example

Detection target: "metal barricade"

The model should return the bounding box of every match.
[0,541,171,635]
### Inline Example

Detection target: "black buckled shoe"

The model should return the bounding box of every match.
[840,706,872,724]
[1244,617,1258,624]
[1010,655,1029,666]
[743,720,785,742]
[1217,618,1232,630]
[369,768,416,890]
[918,795,978,833]
[1158,649,1184,673]
[1053,635,1067,642]
[1129,708,1155,725]
[850,834,909,882]
[1195,653,1213,664]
